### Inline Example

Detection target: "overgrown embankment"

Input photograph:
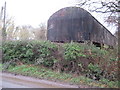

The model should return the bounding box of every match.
[1,40,119,88]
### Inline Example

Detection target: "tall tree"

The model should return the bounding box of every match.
[0,2,16,41]
[76,0,119,13]
[0,16,15,41]
[5,17,15,40]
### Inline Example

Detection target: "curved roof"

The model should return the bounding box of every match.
[47,7,117,46]
[48,7,115,37]
[49,7,91,20]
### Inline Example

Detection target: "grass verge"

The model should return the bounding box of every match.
[2,64,118,88]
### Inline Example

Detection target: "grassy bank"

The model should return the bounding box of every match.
[1,40,119,88]
[1,64,118,88]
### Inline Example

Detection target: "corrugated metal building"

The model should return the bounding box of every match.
[47,7,117,47]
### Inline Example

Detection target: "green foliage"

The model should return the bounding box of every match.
[87,63,103,81]
[100,78,119,88]
[7,64,118,88]
[88,63,100,73]
[0,64,2,71]
[2,41,118,82]
[2,40,58,67]
[110,58,118,61]
[63,42,86,60]
[90,45,108,56]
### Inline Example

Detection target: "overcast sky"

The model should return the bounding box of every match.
[0,0,116,34]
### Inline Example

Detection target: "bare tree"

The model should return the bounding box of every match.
[76,0,120,27]
[76,0,119,13]
[0,2,16,41]
[5,17,15,40]
[33,23,47,40]
[14,25,35,40]
[0,16,15,41]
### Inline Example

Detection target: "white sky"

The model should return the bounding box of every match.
[0,0,117,34]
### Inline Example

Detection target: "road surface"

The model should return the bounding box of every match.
[1,72,79,88]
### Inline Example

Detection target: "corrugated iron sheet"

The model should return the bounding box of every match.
[47,7,117,46]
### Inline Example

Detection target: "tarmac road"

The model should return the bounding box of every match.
[1,72,79,88]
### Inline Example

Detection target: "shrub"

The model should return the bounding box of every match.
[2,41,118,81]
[63,42,86,61]
[2,40,58,67]
[87,63,102,80]
[88,63,101,73]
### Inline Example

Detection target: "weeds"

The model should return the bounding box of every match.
[2,41,118,88]
[5,64,119,88]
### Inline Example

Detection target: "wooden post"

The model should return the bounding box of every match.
[0,7,3,20]
[2,2,7,41]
